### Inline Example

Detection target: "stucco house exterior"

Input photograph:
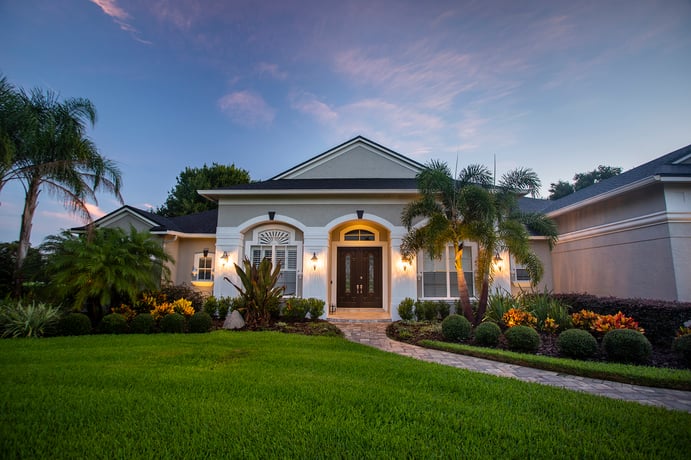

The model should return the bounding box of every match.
[88,137,691,319]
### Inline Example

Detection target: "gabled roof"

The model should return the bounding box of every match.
[270,136,425,180]
[543,143,691,215]
[72,205,217,235]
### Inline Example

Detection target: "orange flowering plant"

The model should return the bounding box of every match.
[111,304,137,322]
[502,308,538,329]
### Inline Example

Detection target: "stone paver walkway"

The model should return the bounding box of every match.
[332,321,691,413]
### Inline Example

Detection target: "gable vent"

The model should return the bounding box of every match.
[258,230,290,245]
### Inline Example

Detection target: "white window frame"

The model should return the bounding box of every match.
[245,225,302,297]
[419,243,476,299]
[192,251,215,287]
[511,256,532,286]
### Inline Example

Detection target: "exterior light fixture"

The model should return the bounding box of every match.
[221,251,229,260]
[311,252,318,271]
[493,252,503,271]
[268,211,275,221]
[401,255,411,272]
[356,210,364,219]
[203,248,209,258]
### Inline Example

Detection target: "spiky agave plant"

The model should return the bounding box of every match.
[229,257,284,328]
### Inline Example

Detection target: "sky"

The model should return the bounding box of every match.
[1,0,690,245]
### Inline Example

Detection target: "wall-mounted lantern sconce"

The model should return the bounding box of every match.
[311,252,319,271]
[493,252,503,272]
[220,251,229,266]
[203,248,209,258]
[268,211,275,221]
[356,209,364,219]
[401,255,412,272]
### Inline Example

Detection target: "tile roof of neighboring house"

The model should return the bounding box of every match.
[542,143,691,213]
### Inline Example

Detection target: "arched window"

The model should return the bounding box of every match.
[344,229,375,241]
[247,227,301,296]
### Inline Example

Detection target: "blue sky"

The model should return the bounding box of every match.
[1,0,690,245]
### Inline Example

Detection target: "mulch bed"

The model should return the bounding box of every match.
[386,321,688,370]
[211,318,343,337]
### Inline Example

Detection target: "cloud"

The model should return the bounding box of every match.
[89,0,152,44]
[217,91,276,126]
[256,62,288,80]
[289,91,338,124]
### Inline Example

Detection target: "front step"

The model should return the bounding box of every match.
[327,308,391,322]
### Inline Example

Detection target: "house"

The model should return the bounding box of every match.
[88,137,691,319]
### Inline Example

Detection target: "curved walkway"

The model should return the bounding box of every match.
[332,321,691,413]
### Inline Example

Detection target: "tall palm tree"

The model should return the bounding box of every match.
[402,161,557,324]
[401,161,495,322]
[1,84,123,295]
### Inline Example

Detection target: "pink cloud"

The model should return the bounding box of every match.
[289,91,338,124]
[256,62,288,80]
[218,91,276,126]
[89,0,152,44]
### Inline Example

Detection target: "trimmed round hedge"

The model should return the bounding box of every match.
[474,322,501,347]
[441,314,472,342]
[672,334,691,367]
[100,313,128,334]
[602,329,652,364]
[557,328,598,359]
[505,326,540,353]
[160,313,185,333]
[130,313,155,334]
[189,311,213,333]
[57,313,92,336]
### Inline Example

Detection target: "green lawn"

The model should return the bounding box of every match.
[1,332,690,459]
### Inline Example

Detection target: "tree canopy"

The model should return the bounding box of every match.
[157,163,251,217]
[549,165,622,200]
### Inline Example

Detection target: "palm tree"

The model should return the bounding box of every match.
[43,227,172,322]
[402,161,557,324]
[401,161,495,322]
[0,83,123,295]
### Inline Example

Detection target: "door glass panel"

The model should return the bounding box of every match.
[345,255,351,294]
[368,254,374,294]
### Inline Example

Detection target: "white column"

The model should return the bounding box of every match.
[302,230,329,318]
[214,228,244,298]
[391,230,417,321]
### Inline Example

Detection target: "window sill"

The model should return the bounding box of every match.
[191,280,214,287]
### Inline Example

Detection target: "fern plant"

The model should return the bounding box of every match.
[229,257,284,328]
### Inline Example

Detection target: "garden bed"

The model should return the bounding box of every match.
[386,321,688,370]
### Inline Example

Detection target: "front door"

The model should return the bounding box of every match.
[337,247,382,308]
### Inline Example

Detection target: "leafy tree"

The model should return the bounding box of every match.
[548,180,575,200]
[0,78,123,295]
[549,165,622,200]
[0,242,48,299]
[42,227,172,322]
[402,161,557,325]
[157,163,251,217]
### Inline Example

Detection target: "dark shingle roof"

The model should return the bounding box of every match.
[73,205,217,234]
[215,178,419,191]
[543,143,691,213]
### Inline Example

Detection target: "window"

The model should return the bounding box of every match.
[248,228,300,296]
[192,251,214,285]
[511,258,531,285]
[420,245,474,298]
[344,229,375,241]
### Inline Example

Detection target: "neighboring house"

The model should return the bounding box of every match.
[88,137,691,318]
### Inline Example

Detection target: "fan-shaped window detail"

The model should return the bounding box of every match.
[258,230,290,245]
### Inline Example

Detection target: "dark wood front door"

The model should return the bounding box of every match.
[337,247,382,308]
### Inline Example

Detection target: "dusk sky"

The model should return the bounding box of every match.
[1,0,690,245]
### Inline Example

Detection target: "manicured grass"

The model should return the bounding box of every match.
[1,332,690,459]
[422,339,691,391]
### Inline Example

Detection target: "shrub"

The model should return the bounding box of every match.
[203,296,234,320]
[522,292,572,332]
[110,304,137,322]
[160,313,185,333]
[57,313,92,336]
[203,296,219,318]
[474,322,501,347]
[557,329,598,359]
[602,329,652,364]
[283,298,309,320]
[673,334,691,367]
[230,257,284,328]
[0,301,62,338]
[189,312,213,333]
[502,308,537,329]
[100,313,128,334]
[306,298,325,320]
[592,311,644,334]
[505,326,540,354]
[415,300,438,322]
[130,313,155,334]
[158,283,205,311]
[437,302,450,320]
[398,298,415,321]
[441,314,472,342]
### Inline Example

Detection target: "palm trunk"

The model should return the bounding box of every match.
[454,243,474,323]
[476,277,490,325]
[14,178,40,297]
